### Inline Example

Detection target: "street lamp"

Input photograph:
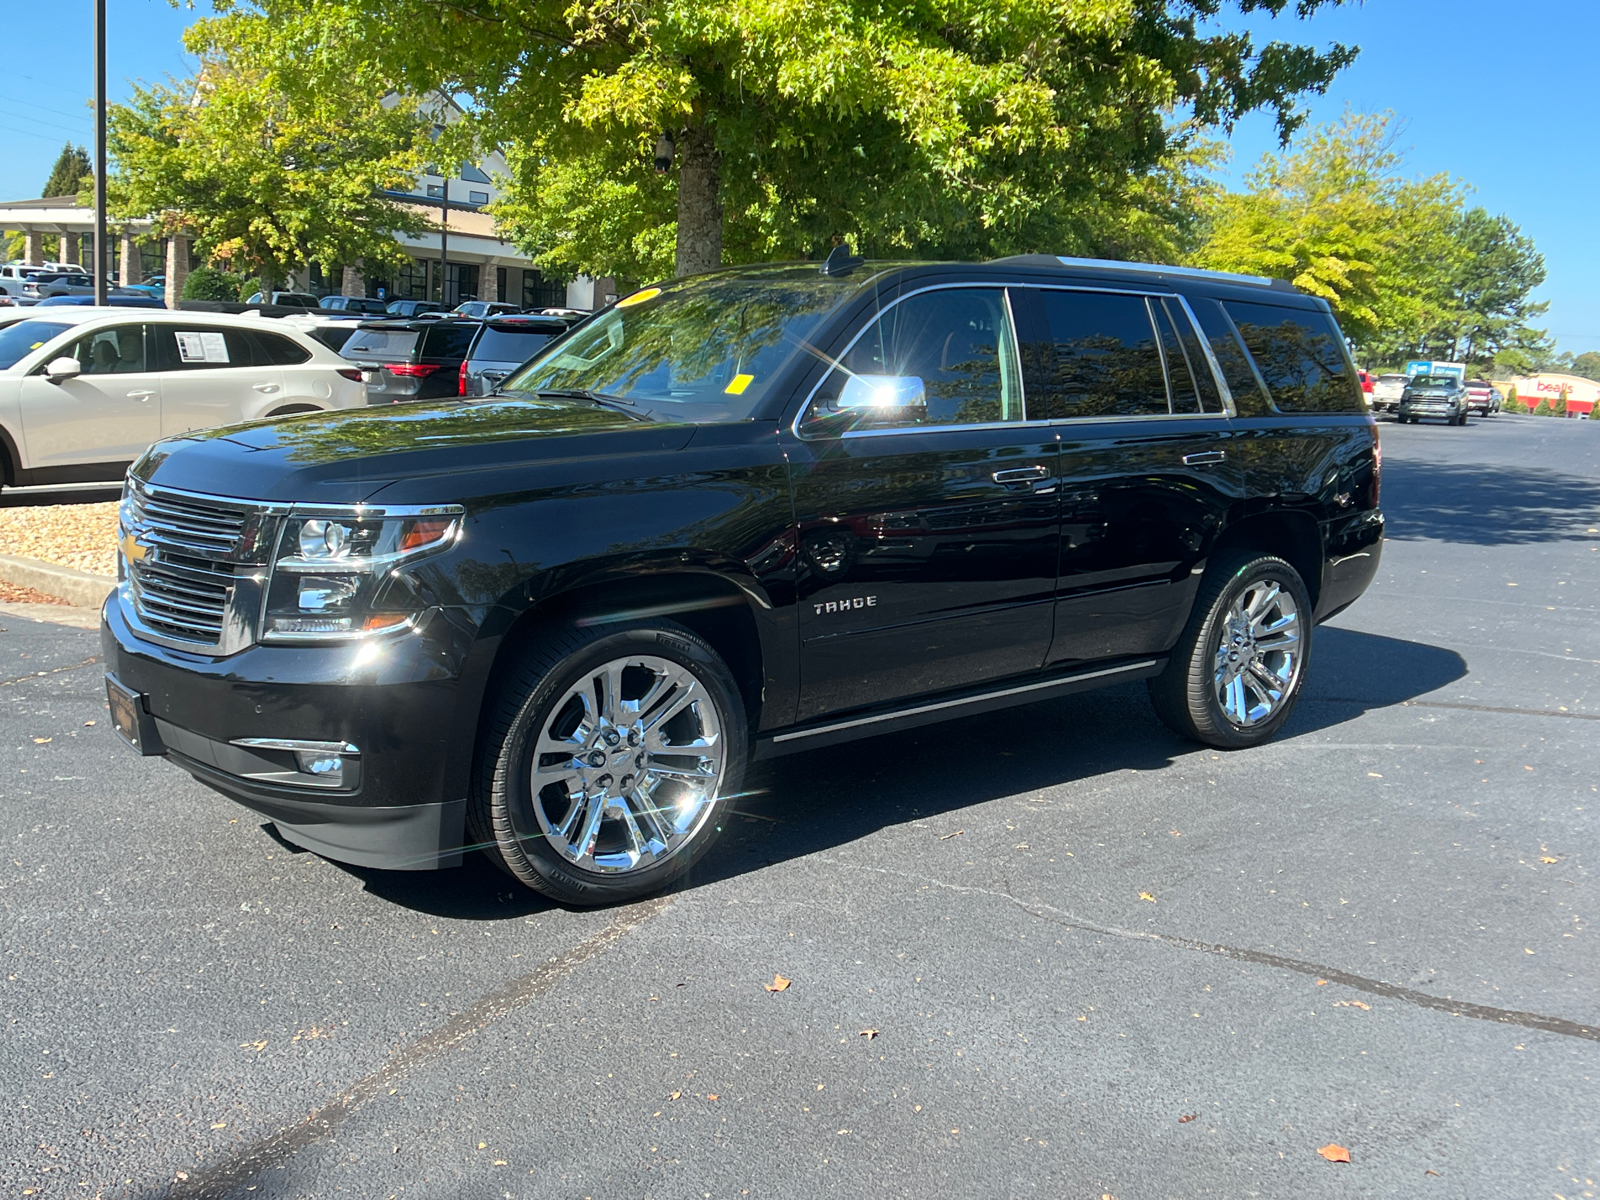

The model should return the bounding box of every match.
[93,0,107,305]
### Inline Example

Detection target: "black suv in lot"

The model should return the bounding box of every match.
[102,256,1383,905]
[338,318,481,403]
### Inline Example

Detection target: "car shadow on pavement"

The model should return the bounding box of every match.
[1382,458,1600,545]
[687,626,1469,893]
[304,628,1467,914]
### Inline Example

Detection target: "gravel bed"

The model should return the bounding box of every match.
[0,500,119,576]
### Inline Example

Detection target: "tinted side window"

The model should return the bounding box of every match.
[421,323,478,359]
[1223,301,1363,413]
[153,326,258,370]
[803,287,1023,433]
[251,331,312,365]
[472,326,556,363]
[1189,298,1269,415]
[1023,290,1166,419]
[70,325,146,375]
[1161,299,1222,413]
[1150,300,1199,414]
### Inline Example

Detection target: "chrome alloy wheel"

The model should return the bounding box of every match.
[1212,579,1303,727]
[529,654,726,874]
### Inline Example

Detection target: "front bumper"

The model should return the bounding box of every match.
[100,594,485,870]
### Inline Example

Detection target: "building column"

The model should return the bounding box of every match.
[119,233,142,285]
[482,259,499,302]
[340,261,365,297]
[24,230,44,266]
[60,233,80,266]
[165,234,190,309]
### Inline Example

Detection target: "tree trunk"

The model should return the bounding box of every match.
[674,123,722,277]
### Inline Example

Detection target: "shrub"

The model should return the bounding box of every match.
[1554,389,1568,417]
[180,265,243,302]
[1533,397,1552,416]
[238,277,264,302]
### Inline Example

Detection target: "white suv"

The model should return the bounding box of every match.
[0,308,366,488]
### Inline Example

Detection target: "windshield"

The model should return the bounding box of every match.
[341,329,420,360]
[0,320,73,370]
[500,270,860,420]
[473,326,558,363]
[1411,375,1457,388]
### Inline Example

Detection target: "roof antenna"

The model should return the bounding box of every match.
[819,242,864,277]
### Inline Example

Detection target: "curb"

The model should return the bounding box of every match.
[0,552,116,609]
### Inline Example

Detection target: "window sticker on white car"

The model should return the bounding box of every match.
[176,331,230,363]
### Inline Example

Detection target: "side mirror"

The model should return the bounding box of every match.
[44,356,82,384]
[837,374,927,414]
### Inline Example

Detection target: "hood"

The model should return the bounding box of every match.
[132,399,698,504]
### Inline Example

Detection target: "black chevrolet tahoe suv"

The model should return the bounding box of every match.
[102,255,1383,905]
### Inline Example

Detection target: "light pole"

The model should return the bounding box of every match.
[438,174,449,307]
[93,0,107,305]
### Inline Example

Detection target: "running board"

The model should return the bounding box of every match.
[754,658,1166,759]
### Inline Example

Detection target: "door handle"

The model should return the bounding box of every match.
[1182,450,1226,466]
[253,383,280,394]
[125,389,155,400]
[992,465,1051,485]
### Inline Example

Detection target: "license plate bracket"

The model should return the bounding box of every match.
[106,675,165,756]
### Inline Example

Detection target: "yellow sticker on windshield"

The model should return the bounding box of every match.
[616,287,660,308]
[30,341,43,349]
[725,373,755,395]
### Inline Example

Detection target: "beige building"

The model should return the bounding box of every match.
[1502,373,1599,417]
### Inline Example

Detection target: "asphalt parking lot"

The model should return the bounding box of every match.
[4,413,1598,1199]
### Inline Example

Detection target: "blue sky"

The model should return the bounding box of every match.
[2,0,1595,352]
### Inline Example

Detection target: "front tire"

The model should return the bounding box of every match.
[1148,551,1313,749]
[471,622,747,905]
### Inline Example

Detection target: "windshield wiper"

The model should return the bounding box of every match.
[532,388,648,419]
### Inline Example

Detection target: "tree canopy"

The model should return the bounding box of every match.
[107,28,433,285]
[1192,111,1551,373]
[190,0,1359,280]
[42,143,93,200]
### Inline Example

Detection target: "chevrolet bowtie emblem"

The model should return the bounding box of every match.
[119,528,148,562]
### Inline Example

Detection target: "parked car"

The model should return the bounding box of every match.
[452,300,523,319]
[100,254,1382,904]
[1357,368,1374,397]
[35,293,168,309]
[339,317,480,403]
[1397,373,1471,425]
[23,271,97,300]
[118,275,166,302]
[273,312,377,354]
[320,295,390,315]
[1369,372,1408,414]
[384,299,445,318]
[244,291,321,309]
[458,314,579,396]
[0,308,365,488]
[0,263,49,298]
[1464,379,1500,417]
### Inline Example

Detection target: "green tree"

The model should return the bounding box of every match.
[108,30,432,288]
[1552,350,1600,382]
[202,0,1358,280]
[1533,397,1551,416]
[180,265,244,301]
[42,143,92,199]
[1503,385,1521,412]
[1554,387,1568,417]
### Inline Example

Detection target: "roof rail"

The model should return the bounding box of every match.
[988,254,1297,292]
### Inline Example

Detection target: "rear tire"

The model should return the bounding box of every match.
[265,404,321,418]
[469,620,747,905]
[1148,551,1313,750]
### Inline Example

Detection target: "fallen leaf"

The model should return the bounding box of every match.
[1318,1143,1351,1163]
[1139,892,1157,903]
[1333,1000,1371,1010]
[859,1029,880,1040]
[707,1094,719,1101]
[1367,772,1382,778]
[765,974,791,992]
[1425,1169,1440,1176]
[32,737,51,744]
[1315,979,1328,986]
[83,721,95,727]
[1541,856,1559,864]
[940,830,964,840]
[493,1160,507,1166]
[913,1104,921,1112]
[211,1121,226,1129]
[669,1091,681,1100]
[239,1040,267,1052]
[478,1142,487,1150]
[1178,1113,1198,1124]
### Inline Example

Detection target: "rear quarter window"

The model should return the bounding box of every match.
[341,329,420,359]
[251,331,312,365]
[422,323,479,359]
[1222,300,1364,414]
[471,326,557,363]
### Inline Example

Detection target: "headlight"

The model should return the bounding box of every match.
[262,505,463,642]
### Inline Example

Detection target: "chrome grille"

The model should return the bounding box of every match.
[123,483,264,647]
